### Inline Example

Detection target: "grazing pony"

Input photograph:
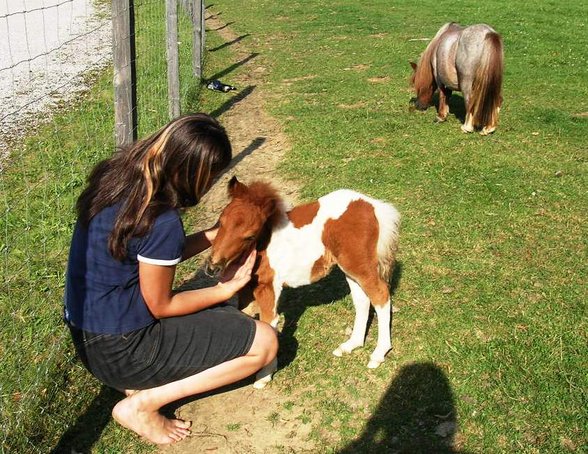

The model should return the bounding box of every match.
[208,177,400,388]
[410,22,504,135]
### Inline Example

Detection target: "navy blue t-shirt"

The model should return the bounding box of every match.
[64,204,185,334]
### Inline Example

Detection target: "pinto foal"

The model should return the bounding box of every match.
[208,177,400,388]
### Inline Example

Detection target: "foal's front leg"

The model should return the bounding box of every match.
[436,86,452,123]
[252,283,281,389]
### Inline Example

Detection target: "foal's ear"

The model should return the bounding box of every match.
[228,176,248,198]
[410,61,417,71]
[261,198,277,219]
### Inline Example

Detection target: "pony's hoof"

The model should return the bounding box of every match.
[434,116,447,123]
[367,358,384,369]
[333,340,363,357]
[461,125,474,133]
[253,377,271,389]
[480,127,496,136]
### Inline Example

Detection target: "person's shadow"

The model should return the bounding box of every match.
[338,362,468,454]
[50,382,121,454]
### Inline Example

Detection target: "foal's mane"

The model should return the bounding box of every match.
[236,180,286,229]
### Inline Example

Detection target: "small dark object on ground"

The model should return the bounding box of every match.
[206,79,237,93]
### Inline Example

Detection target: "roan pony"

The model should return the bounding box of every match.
[410,22,504,135]
[207,177,401,389]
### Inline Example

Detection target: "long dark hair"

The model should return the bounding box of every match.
[76,113,232,260]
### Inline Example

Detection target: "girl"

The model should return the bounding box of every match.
[64,113,277,444]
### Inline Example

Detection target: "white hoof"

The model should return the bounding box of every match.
[367,358,384,369]
[461,125,474,133]
[332,347,344,357]
[253,378,270,389]
[333,340,363,357]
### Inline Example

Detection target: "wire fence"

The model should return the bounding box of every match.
[0,0,112,169]
[0,1,205,451]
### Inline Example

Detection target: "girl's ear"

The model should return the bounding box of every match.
[228,176,248,198]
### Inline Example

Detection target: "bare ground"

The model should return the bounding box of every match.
[162,13,317,454]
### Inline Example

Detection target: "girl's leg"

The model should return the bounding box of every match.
[112,320,277,444]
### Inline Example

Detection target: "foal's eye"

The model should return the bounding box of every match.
[245,235,256,242]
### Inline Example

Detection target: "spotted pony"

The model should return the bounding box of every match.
[207,177,401,388]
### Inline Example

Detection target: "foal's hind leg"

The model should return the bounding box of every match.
[358,276,392,368]
[333,277,371,357]
[333,273,392,369]
[369,296,392,368]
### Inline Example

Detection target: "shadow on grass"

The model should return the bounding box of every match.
[208,53,259,85]
[338,362,468,454]
[209,34,250,52]
[209,84,256,118]
[409,93,466,124]
[447,94,466,123]
[50,385,121,454]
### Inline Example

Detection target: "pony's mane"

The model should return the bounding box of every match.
[240,180,286,228]
[413,22,455,96]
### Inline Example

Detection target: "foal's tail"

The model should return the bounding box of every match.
[469,32,504,128]
[373,201,401,283]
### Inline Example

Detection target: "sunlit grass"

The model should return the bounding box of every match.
[1,0,586,452]
[203,0,587,452]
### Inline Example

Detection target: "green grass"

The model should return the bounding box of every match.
[1,0,587,452]
[202,0,587,452]
[0,2,208,452]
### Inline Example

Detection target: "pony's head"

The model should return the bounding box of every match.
[409,58,437,111]
[207,177,281,273]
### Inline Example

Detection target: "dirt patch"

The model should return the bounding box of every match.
[162,12,316,454]
[161,384,316,454]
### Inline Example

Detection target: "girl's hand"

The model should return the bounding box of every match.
[218,248,257,298]
[182,222,220,261]
[203,221,220,243]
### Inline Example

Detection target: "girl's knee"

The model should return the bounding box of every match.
[252,321,278,363]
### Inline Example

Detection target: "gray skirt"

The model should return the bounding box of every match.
[67,303,256,391]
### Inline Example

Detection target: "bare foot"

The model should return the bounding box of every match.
[112,393,192,444]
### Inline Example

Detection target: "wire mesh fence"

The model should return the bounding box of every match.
[1,1,204,451]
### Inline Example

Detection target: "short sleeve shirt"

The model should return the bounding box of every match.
[64,204,185,334]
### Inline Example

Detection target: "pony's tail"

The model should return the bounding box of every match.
[469,32,504,129]
[373,201,401,283]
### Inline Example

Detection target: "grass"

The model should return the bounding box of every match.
[201,0,587,452]
[1,0,587,452]
[0,2,207,452]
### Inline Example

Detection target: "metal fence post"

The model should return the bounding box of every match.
[112,0,137,146]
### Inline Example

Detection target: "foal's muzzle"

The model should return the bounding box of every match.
[204,256,226,276]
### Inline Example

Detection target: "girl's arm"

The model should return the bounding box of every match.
[181,224,219,261]
[139,248,256,318]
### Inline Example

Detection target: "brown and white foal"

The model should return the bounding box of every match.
[208,177,401,388]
